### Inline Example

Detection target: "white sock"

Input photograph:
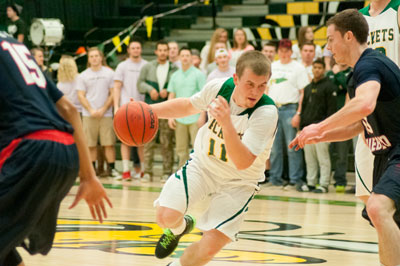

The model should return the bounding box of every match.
[140,162,144,172]
[170,260,182,266]
[170,218,186,235]
[122,160,130,172]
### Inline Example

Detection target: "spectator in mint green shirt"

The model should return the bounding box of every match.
[167,47,206,167]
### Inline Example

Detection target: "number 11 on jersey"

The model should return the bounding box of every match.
[208,138,228,162]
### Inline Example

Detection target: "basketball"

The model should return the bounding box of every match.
[113,101,158,146]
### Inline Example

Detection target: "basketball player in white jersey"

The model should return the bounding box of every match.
[150,51,278,266]
[356,0,400,203]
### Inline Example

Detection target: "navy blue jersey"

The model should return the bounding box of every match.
[0,33,73,151]
[348,48,400,155]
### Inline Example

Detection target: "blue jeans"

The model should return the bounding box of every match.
[269,104,304,185]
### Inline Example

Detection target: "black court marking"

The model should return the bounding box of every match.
[125,103,138,146]
[138,102,146,145]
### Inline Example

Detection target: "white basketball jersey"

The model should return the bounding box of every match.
[360,0,400,65]
[190,78,278,183]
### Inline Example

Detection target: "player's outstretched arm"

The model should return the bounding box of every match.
[55,96,112,223]
[289,121,363,151]
[151,98,201,119]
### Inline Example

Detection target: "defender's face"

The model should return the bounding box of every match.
[128,42,142,58]
[233,68,269,108]
[327,25,348,65]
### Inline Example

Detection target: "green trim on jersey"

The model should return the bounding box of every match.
[217,77,275,118]
[215,191,255,229]
[182,162,189,211]
[360,0,400,16]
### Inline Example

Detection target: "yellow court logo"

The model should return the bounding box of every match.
[53,219,326,264]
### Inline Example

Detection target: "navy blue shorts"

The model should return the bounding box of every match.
[0,130,79,265]
[373,145,400,209]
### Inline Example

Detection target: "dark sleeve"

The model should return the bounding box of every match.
[353,58,382,88]
[46,78,64,103]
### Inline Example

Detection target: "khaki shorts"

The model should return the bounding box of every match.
[82,116,115,147]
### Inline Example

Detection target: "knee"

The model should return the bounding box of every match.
[156,207,183,228]
[366,195,395,228]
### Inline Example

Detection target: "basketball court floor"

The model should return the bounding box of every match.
[19,171,380,266]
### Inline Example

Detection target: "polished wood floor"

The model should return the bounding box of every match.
[20,175,379,266]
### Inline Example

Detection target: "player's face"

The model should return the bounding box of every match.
[278,47,292,63]
[262,46,276,61]
[216,54,229,68]
[312,63,325,80]
[301,45,315,63]
[128,42,142,59]
[88,50,102,67]
[327,25,349,65]
[168,42,179,59]
[233,68,269,108]
[34,51,44,67]
[155,44,169,62]
[179,50,192,66]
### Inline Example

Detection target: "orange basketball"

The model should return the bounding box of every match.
[113,101,158,146]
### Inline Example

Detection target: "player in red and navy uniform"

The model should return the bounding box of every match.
[0,32,112,266]
[290,10,400,265]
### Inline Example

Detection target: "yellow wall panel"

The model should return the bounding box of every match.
[287,2,319,14]
[314,26,327,47]
[265,15,295,27]
[257,28,272,40]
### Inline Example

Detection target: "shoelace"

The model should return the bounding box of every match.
[160,231,176,248]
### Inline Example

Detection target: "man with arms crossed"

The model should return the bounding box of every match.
[151,51,278,266]
[290,10,400,266]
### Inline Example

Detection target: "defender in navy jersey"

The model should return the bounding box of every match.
[0,32,112,266]
[290,10,400,265]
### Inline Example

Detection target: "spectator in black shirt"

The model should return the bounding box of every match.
[6,4,26,43]
[298,58,337,193]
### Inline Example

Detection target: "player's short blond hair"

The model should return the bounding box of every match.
[236,50,271,78]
